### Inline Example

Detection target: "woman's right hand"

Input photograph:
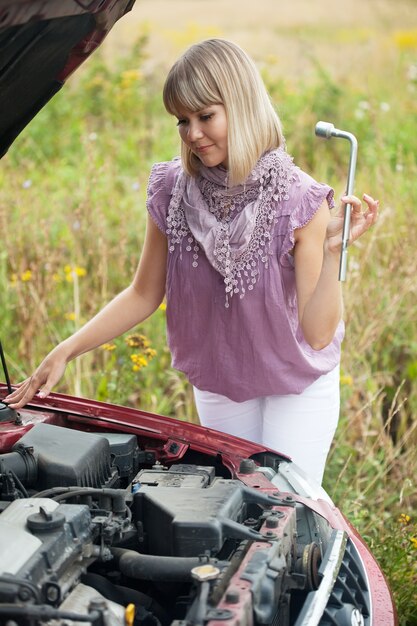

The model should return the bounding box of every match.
[3,344,69,409]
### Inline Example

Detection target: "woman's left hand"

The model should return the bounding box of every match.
[326,193,379,253]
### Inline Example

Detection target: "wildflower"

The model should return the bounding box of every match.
[394,29,417,50]
[398,513,411,525]
[125,334,149,349]
[64,265,87,282]
[132,181,140,191]
[22,179,32,189]
[64,312,76,321]
[21,270,32,282]
[89,76,105,90]
[120,69,142,89]
[159,302,167,312]
[130,353,148,371]
[410,537,417,549]
[130,353,148,366]
[88,132,98,142]
[9,273,18,287]
[380,102,390,112]
[144,347,157,360]
[354,100,370,120]
[102,343,117,352]
[340,374,353,386]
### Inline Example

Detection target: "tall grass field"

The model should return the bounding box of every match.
[1,0,417,622]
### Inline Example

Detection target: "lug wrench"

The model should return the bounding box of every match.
[315,121,358,281]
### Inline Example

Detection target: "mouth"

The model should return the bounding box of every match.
[196,144,214,153]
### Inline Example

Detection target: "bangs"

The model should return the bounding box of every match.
[162,39,283,184]
[163,57,222,117]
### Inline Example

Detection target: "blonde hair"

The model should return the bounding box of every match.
[163,38,284,186]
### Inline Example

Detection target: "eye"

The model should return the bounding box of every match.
[200,113,213,122]
[176,119,187,127]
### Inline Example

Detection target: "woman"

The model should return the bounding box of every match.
[5,39,378,485]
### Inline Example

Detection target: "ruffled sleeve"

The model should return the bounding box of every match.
[279,168,334,267]
[146,158,182,233]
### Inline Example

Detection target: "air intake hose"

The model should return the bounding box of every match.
[0,444,38,486]
[111,548,216,582]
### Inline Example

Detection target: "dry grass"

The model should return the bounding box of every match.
[103,0,417,81]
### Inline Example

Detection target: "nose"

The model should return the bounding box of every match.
[187,120,204,142]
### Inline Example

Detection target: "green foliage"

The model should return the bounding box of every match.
[374,515,417,625]
[1,26,417,622]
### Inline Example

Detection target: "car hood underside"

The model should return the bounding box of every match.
[0,0,135,158]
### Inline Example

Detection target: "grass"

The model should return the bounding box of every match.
[1,12,417,624]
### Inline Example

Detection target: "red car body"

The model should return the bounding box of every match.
[0,384,397,625]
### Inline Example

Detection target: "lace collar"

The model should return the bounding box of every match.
[166,148,296,307]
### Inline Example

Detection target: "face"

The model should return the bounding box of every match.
[176,104,228,169]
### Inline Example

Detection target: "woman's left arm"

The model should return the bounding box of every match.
[294,193,379,350]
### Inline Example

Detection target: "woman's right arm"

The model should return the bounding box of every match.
[5,216,168,408]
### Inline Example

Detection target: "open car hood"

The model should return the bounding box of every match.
[0,0,135,158]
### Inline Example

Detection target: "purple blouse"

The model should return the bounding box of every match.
[146,154,344,402]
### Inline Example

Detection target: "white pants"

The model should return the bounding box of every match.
[193,366,340,485]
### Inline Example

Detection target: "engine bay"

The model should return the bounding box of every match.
[0,399,372,626]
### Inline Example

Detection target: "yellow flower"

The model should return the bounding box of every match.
[410,537,417,549]
[64,265,87,282]
[102,343,117,352]
[21,270,32,282]
[125,334,149,349]
[130,353,148,370]
[159,302,167,312]
[394,29,417,50]
[144,347,157,359]
[120,69,142,89]
[52,273,62,283]
[398,513,411,525]
[64,312,76,321]
[340,374,353,386]
[89,75,106,89]
[9,273,18,286]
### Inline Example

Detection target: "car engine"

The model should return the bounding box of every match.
[0,420,370,626]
